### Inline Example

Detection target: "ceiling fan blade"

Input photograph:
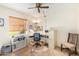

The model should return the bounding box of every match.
[28,7,36,9]
[38,8,40,13]
[40,6,49,8]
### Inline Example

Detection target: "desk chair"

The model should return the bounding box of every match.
[33,33,41,48]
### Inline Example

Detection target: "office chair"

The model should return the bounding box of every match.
[33,33,41,48]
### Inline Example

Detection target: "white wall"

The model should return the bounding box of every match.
[0,5,33,41]
[45,4,78,46]
[77,8,79,33]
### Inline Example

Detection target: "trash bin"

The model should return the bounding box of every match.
[1,44,12,55]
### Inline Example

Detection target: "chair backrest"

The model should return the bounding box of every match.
[67,33,78,45]
[34,33,41,41]
[76,34,79,51]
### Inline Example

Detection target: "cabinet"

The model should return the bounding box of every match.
[48,29,57,49]
[11,34,26,52]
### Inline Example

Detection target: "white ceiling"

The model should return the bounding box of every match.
[0,3,78,18]
[0,3,51,16]
[0,3,35,14]
[0,3,79,14]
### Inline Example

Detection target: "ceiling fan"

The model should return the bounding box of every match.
[28,3,49,13]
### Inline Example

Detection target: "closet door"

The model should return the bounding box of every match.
[8,16,27,32]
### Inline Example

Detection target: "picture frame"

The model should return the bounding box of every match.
[0,18,4,26]
[29,25,33,30]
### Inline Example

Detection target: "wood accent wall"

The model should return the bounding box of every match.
[8,16,27,32]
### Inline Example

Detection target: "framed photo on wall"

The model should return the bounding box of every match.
[29,25,33,30]
[0,18,4,26]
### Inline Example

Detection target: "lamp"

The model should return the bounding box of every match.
[32,18,41,23]
[32,13,44,24]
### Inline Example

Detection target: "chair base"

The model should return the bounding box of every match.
[33,42,41,48]
[61,44,77,56]
[69,49,78,56]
